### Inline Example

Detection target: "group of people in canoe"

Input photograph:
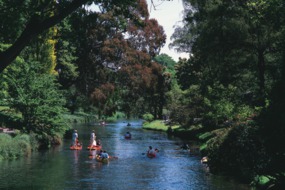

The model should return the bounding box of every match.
[70,129,101,150]
[70,129,159,159]
[70,129,111,162]
[147,146,159,158]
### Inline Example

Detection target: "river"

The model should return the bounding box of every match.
[0,120,253,190]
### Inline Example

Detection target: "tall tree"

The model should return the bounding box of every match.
[0,0,136,73]
[76,0,167,117]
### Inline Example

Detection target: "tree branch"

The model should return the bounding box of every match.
[0,0,90,73]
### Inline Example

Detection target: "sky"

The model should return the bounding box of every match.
[147,0,189,61]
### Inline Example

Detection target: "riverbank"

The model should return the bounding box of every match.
[142,120,200,140]
[0,111,92,160]
[142,120,267,189]
[142,120,201,153]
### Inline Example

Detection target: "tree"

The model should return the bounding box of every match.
[154,53,176,71]
[170,0,285,185]
[72,0,167,117]
[5,61,67,148]
[0,0,136,73]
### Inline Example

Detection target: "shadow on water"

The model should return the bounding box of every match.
[0,119,253,190]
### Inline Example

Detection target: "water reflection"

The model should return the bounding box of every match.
[0,120,252,190]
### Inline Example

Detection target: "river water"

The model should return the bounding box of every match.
[0,120,252,190]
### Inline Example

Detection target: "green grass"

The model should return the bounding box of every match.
[142,120,180,131]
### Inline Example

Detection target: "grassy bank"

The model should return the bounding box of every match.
[142,120,200,139]
[142,120,178,131]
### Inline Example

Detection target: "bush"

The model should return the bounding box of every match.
[142,113,154,122]
[0,133,34,159]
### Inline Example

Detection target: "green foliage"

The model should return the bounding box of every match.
[56,19,79,89]
[142,113,154,122]
[106,111,126,121]
[206,123,268,181]
[199,143,207,153]
[0,110,22,129]
[5,62,67,147]
[169,85,205,126]
[198,132,213,141]
[169,0,285,186]
[154,53,176,71]
[0,133,35,160]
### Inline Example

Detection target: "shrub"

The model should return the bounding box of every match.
[142,113,154,122]
[0,133,35,159]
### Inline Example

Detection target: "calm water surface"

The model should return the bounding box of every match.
[0,120,252,190]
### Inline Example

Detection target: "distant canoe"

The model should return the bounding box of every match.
[124,135,131,139]
[147,153,156,158]
[87,145,102,150]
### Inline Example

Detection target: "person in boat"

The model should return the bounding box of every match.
[125,131,131,138]
[97,150,103,157]
[96,139,101,146]
[90,130,96,146]
[127,122,131,126]
[147,146,156,155]
[72,129,78,146]
[101,150,109,159]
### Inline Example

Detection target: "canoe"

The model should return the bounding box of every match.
[87,145,102,150]
[147,153,156,158]
[124,136,131,139]
[70,145,82,150]
[95,155,109,163]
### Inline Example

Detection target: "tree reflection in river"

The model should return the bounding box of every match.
[0,120,252,190]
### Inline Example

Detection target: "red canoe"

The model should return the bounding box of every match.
[147,153,156,158]
[70,145,82,150]
[87,145,102,150]
[124,136,131,140]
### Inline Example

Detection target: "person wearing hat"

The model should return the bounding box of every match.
[72,129,78,146]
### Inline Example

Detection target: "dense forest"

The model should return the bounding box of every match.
[169,0,285,189]
[0,0,167,146]
[0,0,285,189]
